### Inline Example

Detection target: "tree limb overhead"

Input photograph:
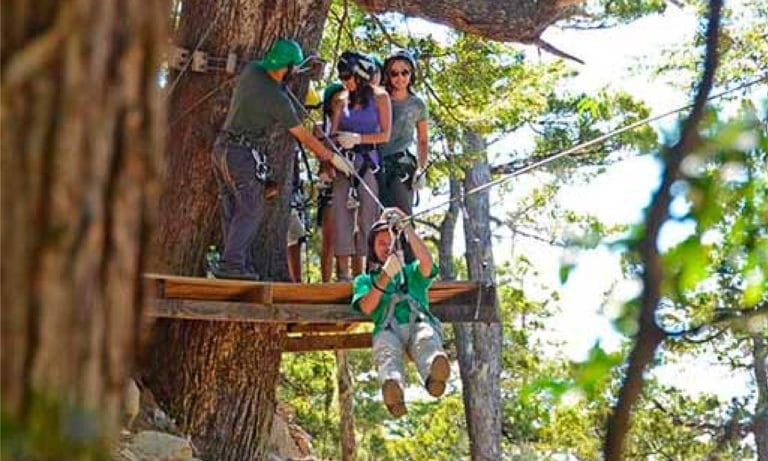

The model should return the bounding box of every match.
[354,0,582,42]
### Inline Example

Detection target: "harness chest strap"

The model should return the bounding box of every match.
[378,289,443,343]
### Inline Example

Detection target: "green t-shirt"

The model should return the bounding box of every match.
[352,261,438,335]
[378,94,428,157]
[222,61,301,142]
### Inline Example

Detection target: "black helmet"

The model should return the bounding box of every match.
[367,219,391,265]
[337,51,376,82]
[384,50,418,85]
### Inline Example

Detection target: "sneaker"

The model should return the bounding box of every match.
[425,355,450,397]
[382,380,407,418]
[211,267,260,281]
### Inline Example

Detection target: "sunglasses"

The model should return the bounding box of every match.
[339,72,354,80]
[388,69,411,78]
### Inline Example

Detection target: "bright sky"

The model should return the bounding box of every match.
[404,6,756,399]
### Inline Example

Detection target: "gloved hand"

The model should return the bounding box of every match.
[412,169,427,190]
[382,253,403,278]
[336,131,362,150]
[330,153,355,177]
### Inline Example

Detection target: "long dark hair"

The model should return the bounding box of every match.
[348,77,374,109]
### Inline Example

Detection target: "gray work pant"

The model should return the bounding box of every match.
[331,169,378,257]
[212,138,265,273]
[379,153,415,216]
[372,321,446,386]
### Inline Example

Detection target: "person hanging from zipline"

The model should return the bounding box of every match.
[329,51,392,280]
[379,51,429,262]
[352,208,450,418]
[212,38,353,280]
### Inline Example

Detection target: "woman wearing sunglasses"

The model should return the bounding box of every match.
[379,51,429,257]
[330,51,392,279]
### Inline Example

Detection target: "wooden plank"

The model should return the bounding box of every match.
[143,274,481,306]
[146,291,498,324]
[285,333,372,352]
[144,273,273,303]
[287,323,353,333]
[145,299,369,323]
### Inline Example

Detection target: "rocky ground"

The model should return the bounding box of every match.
[113,380,326,461]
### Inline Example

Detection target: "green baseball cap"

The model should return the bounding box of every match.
[262,39,304,71]
[322,82,344,103]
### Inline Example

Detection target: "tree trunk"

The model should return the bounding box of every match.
[354,0,580,42]
[140,1,331,459]
[455,131,503,460]
[753,334,768,461]
[336,350,357,461]
[438,176,462,281]
[1,0,165,449]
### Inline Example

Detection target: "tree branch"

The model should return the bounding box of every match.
[369,14,406,49]
[603,1,723,459]
[354,0,577,43]
[533,37,585,64]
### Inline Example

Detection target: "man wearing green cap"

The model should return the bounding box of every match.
[213,38,352,280]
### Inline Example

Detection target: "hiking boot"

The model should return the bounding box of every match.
[212,267,260,281]
[425,355,450,398]
[382,379,407,418]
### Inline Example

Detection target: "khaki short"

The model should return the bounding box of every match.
[287,209,306,246]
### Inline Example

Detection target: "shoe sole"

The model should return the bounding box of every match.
[426,355,450,397]
[382,380,407,418]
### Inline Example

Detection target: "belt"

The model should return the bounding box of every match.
[221,130,260,148]
[352,144,377,153]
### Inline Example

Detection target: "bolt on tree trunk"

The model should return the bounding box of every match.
[456,131,503,460]
[139,0,330,459]
[1,0,166,452]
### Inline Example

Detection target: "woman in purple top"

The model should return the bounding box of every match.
[330,51,392,279]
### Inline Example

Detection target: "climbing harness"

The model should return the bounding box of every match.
[222,131,272,183]
[284,86,386,212]
[288,72,767,247]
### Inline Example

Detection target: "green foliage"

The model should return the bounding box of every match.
[1,392,110,461]
[563,0,668,29]
[284,2,768,460]
[652,0,768,89]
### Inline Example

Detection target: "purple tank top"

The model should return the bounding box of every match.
[339,101,380,134]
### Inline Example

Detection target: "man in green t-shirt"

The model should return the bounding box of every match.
[213,38,353,280]
[352,208,450,417]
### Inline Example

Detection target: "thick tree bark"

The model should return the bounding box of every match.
[753,334,768,461]
[455,131,503,461]
[140,1,331,459]
[1,0,165,447]
[355,0,580,42]
[336,350,357,461]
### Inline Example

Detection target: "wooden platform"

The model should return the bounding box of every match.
[143,274,498,352]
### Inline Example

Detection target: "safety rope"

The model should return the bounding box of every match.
[287,74,765,286]
[400,75,768,225]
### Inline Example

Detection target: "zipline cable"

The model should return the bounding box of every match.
[284,86,387,212]
[404,74,768,224]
